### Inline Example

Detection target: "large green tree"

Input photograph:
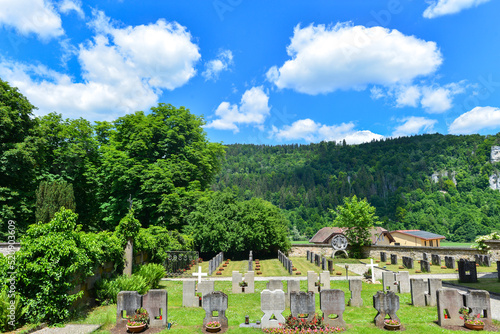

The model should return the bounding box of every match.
[35,180,76,224]
[332,195,380,258]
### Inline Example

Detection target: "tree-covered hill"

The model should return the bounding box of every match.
[212,134,500,241]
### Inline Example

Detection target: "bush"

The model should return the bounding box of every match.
[0,287,25,331]
[135,226,193,264]
[134,263,165,289]
[95,275,148,305]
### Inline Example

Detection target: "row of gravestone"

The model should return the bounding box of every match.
[307,250,334,273]
[381,251,492,269]
[278,250,293,274]
[208,252,224,276]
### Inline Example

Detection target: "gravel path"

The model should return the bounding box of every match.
[31,324,101,334]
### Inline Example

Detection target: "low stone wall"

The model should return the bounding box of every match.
[290,240,500,262]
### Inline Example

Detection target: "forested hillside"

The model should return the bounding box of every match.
[213,134,500,241]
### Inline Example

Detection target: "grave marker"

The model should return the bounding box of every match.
[319,271,330,290]
[390,254,397,265]
[410,278,427,307]
[431,254,441,266]
[244,271,255,293]
[402,256,414,269]
[420,259,431,273]
[437,288,464,327]
[198,281,215,306]
[425,278,442,307]
[307,271,319,292]
[373,291,400,329]
[116,291,142,329]
[458,259,477,283]
[365,259,378,284]
[261,289,286,329]
[397,271,410,294]
[290,291,315,322]
[202,291,228,329]
[182,280,199,307]
[320,289,346,328]
[380,252,387,263]
[267,279,283,291]
[444,256,455,269]
[232,271,243,294]
[465,290,492,326]
[382,271,397,293]
[192,266,207,283]
[143,289,168,328]
[286,280,300,308]
[327,259,334,273]
[348,279,363,307]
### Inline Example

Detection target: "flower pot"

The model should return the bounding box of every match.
[206,325,221,332]
[126,323,147,333]
[384,323,401,331]
[465,323,484,331]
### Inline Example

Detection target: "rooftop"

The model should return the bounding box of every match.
[309,227,344,244]
[391,229,445,240]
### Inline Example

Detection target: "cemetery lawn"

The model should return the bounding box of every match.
[73,280,500,333]
[291,257,361,276]
[444,278,500,294]
[360,259,495,275]
[440,242,474,248]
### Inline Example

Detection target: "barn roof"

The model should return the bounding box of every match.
[309,227,345,244]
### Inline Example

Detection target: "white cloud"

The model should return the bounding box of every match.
[0,12,201,120]
[449,106,500,134]
[267,23,442,95]
[271,119,383,144]
[423,0,491,19]
[59,0,84,19]
[420,86,453,113]
[205,86,270,132]
[392,116,437,137]
[395,86,421,108]
[202,50,233,81]
[0,0,64,39]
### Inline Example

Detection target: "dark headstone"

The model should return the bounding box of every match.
[458,259,477,283]
[373,291,400,329]
[310,252,314,264]
[321,257,326,271]
[307,250,310,262]
[422,253,429,262]
[380,252,387,263]
[327,259,334,273]
[444,256,455,269]
[483,255,491,267]
[290,291,315,322]
[475,254,483,266]
[431,254,441,266]
[420,260,431,273]
[390,254,397,265]
[402,256,414,269]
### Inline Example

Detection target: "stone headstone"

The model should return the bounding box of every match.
[402,256,414,269]
[444,256,455,269]
[483,255,491,267]
[203,291,228,328]
[390,254,397,265]
[307,271,319,293]
[327,259,334,273]
[382,272,396,293]
[319,271,331,290]
[410,279,427,307]
[322,257,326,271]
[307,250,310,262]
[232,271,243,293]
[244,271,255,293]
[316,254,320,266]
[348,279,363,307]
[143,289,168,328]
[437,288,464,327]
[123,238,133,276]
[465,290,492,325]
[420,260,431,273]
[422,253,429,262]
[286,280,300,308]
[320,289,346,328]
[425,278,442,307]
[397,271,410,294]
[182,280,199,307]
[373,291,400,329]
[261,289,286,329]
[475,254,483,266]
[116,291,142,328]
[380,252,387,263]
[198,281,215,306]
[458,259,477,283]
[290,291,315,322]
[267,280,283,291]
[431,254,441,266]
[310,252,314,263]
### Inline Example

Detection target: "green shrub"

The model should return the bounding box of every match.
[0,287,25,331]
[95,274,148,305]
[135,263,165,289]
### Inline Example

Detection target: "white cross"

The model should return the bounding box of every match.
[366,259,379,284]
[192,265,207,283]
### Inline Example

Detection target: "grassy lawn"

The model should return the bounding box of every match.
[360,258,495,275]
[291,241,314,245]
[440,242,474,248]
[72,280,499,333]
[444,278,500,294]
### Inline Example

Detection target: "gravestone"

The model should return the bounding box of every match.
[290,291,315,322]
[208,259,214,276]
[198,281,215,306]
[307,271,319,292]
[310,252,314,263]
[202,291,228,329]
[482,255,491,267]
[458,259,477,283]
[320,289,346,328]
[244,271,255,293]
[307,250,310,262]
[465,290,492,325]
[437,288,464,327]
[348,279,363,307]
[319,271,331,290]
[316,254,321,267]
[420,260,431,273]
[249,259,253,271]
[322,257,327,271]
[267,279,283,291]
[116,291,142,329]
[143,289,168,328]
[475,254,483,266]
[380,252,387,263]
[286,280,301,308]
[182,280,199,307]
[232,271,243,293]
[117,290,168,329]
[425,278,442,307]
[390,254,397,265]
[497,261,500,280]
[327,259,334,273]
[444,256,455,269]
[382,271,397,293]
[422,253,429,262]
[261,289,286,329]
[397,271,410,294]
[432,254,441,266]
[410,279,427,307]
[373,291,400,329]
[402,256,414,269]
[123,238,133,276]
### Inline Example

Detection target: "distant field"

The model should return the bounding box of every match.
[440,241,474,248]
[291,240,313,244]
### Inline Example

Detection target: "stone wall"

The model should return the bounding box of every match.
[290,240,500,262]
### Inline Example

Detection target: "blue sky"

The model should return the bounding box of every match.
[0,0,499,145]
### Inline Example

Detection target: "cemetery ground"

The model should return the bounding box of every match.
[70,280,500,334]
[444,278,500,294]
[359,259,494,275]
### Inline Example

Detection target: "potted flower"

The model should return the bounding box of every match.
[460,307,485,330]
[384,319,401,330]
[206,320,221,333]
[126,307,149,333]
